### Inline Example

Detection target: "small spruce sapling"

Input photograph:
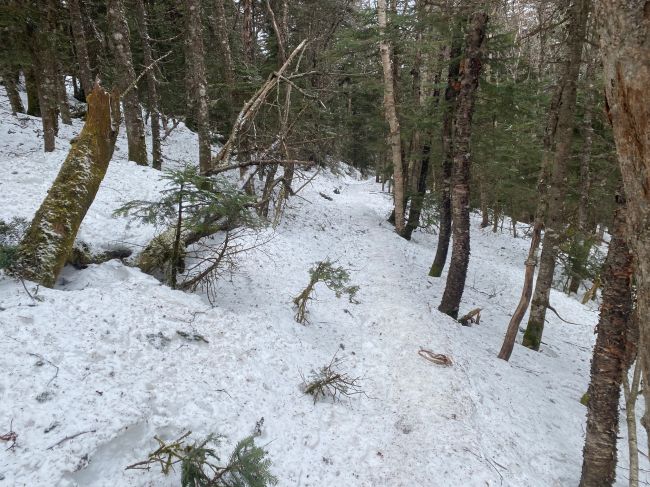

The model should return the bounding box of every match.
[126,430,277,487]
[293,259,359,324]
[114,166,257,289]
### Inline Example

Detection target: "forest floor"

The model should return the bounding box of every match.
[0,89,646,486]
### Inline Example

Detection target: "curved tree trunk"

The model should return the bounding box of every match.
[522,0,590,350]
[429,33,462,277]
[14,83,120,288]
[134,0,162,170]
[579,191,633,487]
[107,0,148,166]
[438,11,488,319]
[595,0,650,456]
[183,0,212,173]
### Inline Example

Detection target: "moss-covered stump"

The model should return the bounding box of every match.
[13,83,120,287]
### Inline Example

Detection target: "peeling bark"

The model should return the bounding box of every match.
[438,11,488,319]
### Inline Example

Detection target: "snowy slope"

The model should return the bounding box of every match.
[0,87,646,486]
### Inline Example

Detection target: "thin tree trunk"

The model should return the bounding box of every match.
[13,83,120,288]
[595,0,650,456]
[182,0,212,173]
[134,0,162,170]
[438,12,488,319]
[523,0,590,350]
[480,177,489,228]
[579,191,634,487]
[377,0,406,235]
[242,0,254,64]
[1,69,24,114]
[55,63,72,125]
[107,0,148,166]
[69,0,94,98]
[25,67,40,116]
[430,32,462,278]
[212,0,236,111]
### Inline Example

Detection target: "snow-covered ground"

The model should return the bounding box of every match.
[0,88,646,486]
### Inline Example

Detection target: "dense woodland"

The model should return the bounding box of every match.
[1,0,649,485]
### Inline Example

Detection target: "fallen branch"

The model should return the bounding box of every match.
[1,419,17,450]
[47,429,96,450]
[418,349,453,366]
[459,308,482,326]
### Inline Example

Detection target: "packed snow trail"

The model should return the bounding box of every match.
[1,91,646,485]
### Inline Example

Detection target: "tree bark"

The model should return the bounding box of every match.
[429,32,462,277]
[107,0,148,166]
[13,83,120,288]
[595,0,650,455]
[523,0,590,350]
[55,61,72,125]
[25,67,41,116]
[1,69,24,114]
[438,12,488,319]
[377,0,406,235]
[69,0,94,98]
[211,0,236,118]
[242,0,254,64]
[134,0,162,170]
[579,191,633,487]
[182,0,212,173]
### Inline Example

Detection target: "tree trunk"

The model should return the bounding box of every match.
[523,0,590,350]
[579,191,633,487]
[13,83,120,288]
[429,32,462,278]
[55,63,72,125]
[377,0,406,235]
[595,0,650,456]
[242,0,254,64]
[25,67,41,116]
[183,0,212,173]
[403,142,431,240]
[107,0,148,166]
[1,69,24,114]
[134,0,162,170]
[438,12,488,319]
[480,177,489,228]
[211,0,236,117]
[27,1,59,152]
[69,0,94,98]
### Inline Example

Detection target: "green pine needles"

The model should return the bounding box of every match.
[293,259,359,324]
[114,166,258,290]
[126,431,277,487]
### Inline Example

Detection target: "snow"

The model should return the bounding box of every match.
[0,87,647,486]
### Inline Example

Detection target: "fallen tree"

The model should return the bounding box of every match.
[13,82,120,287]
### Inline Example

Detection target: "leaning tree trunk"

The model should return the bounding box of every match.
[377,0,406,235]
[183,0,212,173]
[13,83,120,288]
[134,0,162,170]
[1,69,24,115]
[595,0,650,455]
[69,0,94,98]
[429,33,462,277]
[579,190,634,487]
[522,0,590,350]
[438,12,488,319]
[107,0,148,166]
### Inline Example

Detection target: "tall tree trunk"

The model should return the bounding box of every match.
[107,0,148,166]
[13,83,120,288]
[579,191,633,487]
[212,0,236,112]
[242,0,254,64]
[595,0,650,455]
[522,0,590,350]
[183,0,211,173]
[377,0,406,235]
[1,69,24,114]
[429,32,462,277]
[25,67,40,116]
[55,62,72,125]
[134,0,162,170]
[69,0,94,98]
[438,12,488,319]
